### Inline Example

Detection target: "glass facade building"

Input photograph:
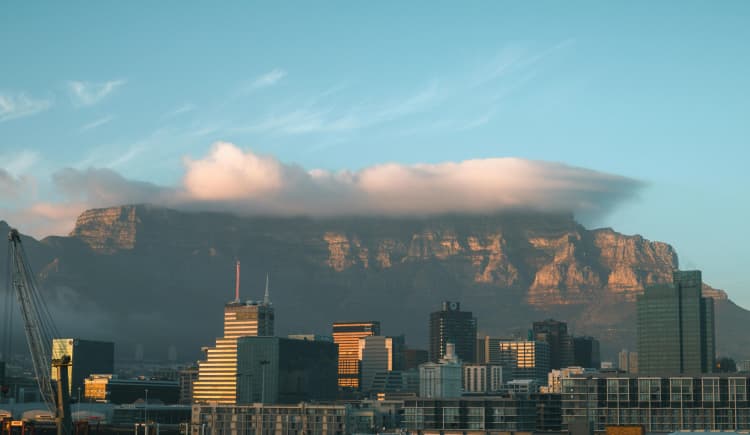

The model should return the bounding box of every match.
[332,321,380,389]
[637,270,715,375]
[51,338,114,396]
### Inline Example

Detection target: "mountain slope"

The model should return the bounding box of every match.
[0,205,742,362]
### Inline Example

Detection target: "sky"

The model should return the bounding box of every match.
[1,2,749,305]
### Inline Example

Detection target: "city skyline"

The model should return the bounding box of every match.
[1,3,749,307]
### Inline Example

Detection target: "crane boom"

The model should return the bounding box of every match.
[6,229,70,434]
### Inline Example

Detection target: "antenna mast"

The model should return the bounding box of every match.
[235,261,241,302]
[263,273,271,305]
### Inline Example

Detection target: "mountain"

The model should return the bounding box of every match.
[0,204,745,362]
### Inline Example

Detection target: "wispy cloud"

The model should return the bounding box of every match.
[0,92,52,122]
[163,103,196,119]
[67,79,126,106]
[80,115,115,132]
[248,69,287,90]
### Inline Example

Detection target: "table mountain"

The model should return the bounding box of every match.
[1,204,744,362]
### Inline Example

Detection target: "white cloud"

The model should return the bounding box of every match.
[163,103,196,119]
[248,69,287,90]
[80,115,115,132]
[67,79,126,106]
[0,92,52,122]
[0,168,32,199]
[10,142,644,238]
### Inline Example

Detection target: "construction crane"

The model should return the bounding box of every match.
[4,229,71,435]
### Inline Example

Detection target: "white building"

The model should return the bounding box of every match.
[419,343,462,398]
[542,366,589,393]
[463,364,503,393]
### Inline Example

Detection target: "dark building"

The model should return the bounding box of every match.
[637,270,715,374]
[84,375,179,404]
[403,349,428,370]
[535,393,563,431]
[533,319,573,370]
[51,338,114,396]
[573,336,601,368]
[236,336,338,404]
[429,301,477,363]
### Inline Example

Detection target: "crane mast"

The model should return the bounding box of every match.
[6,229,71,435]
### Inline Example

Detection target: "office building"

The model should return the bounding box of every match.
[332,321,380,389]
[573,336,601,369]
[404,397,537,432]
[533,319,574,370]
[463,364,503,394]
[287,334,332,342]
[369,369,419,395]
[83,374,179,404]
[496,339,550,384]
[236,336,337,404]
[562,373,750,432]
[543,366,588,394]
[419,343,462,398]
[637,270,715,374]
[358,336,404,392]
[193,269,274,404]
[429,301,477,363]
[51,338,114,396]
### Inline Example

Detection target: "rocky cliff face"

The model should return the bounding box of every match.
[0,205,737,361]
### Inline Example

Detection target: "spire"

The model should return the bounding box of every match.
[263,273,271,305]
[234,261,241,302]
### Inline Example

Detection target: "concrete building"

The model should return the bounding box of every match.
[463,364,503,394]
[193,272,274,404]
[429,301,477,363]
[178,366,198,404]
[637,270,715,374]
[419,343,462,398]
[533,319,574,370]
[236,336,337,404]
[332,321,380,390]
[51,338,114,396]
[357,335,403,392]
[404,397,537,432]
[543,366,589,394]
[83,374,179,404]
[191,402,350,435]
[562,373,750,432]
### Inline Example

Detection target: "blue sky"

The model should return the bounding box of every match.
[1,2,749,305]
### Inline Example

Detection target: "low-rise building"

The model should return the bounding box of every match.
[403,397,536,432]
[83,375,179,404]
[191,403,349,435]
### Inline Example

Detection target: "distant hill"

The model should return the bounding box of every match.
[0,204,744,363]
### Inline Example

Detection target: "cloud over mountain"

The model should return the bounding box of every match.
[6,142,645,237]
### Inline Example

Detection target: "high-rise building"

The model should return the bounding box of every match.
[193,265,274,403]
[533,319,573,370]
[403,348,429,370]
[236,337,337,404]
[419,343,462,398]
[572,336,600,368]
[332,321,380,389]
[51,338,114,396]
[429,301,477,363]
[637,270,715,375]
[496,339,550,384]
[358,336,404,392]
[178,366,198,404]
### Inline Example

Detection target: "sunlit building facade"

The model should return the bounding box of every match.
[497,339,550,384]
[332,321,380,389]
[50,338,114,396]
[193,299,274,404]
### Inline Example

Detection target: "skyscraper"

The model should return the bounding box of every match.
[193,264,274,403]
[496,339,550,384]
[533,319,574,370]
[332,321,380,389]
[358,336,399,392]
[637,270,715,375]
[572,336,600,369]
[429,301,477,363]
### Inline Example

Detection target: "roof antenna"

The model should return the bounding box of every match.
[263,273,271,305]
[235,260,241,303]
